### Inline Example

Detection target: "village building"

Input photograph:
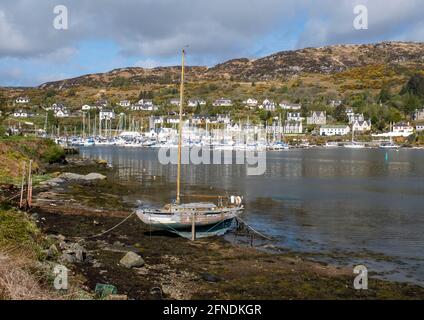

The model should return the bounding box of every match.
[99,109,115,120]
[307,111,326,125]
[170,98,181,106]
[320,125,350,136]
[191,116,205,125]
[95,99,108,109]
[131,99,156,111]
[149,116,165,130]
[213,98,233,107]
[216,114,231,124]
[279,101,301,110]
[50,103,70,118]
[13,110,32,118]
[244,98,258,108]
[416,124,424,132]
[259,99,276,111]
[137,99,153,106]
[392,122,414,137]
[348,112,365,124]
[167,116,180,125]
[54,108,70,118]
[81,104,94,111]
[188,99,206,107]
[330,100,342,107]
[283,120,303,134]
[118,100,131,107]
[352,119,372,132]
[15,97,30,104]
[287,112,304,122]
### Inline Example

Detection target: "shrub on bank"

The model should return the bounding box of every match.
[41,140,66,164]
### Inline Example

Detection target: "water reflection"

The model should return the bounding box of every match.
[80,146,424,285]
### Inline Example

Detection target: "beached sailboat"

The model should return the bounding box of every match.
[136,49,244,240]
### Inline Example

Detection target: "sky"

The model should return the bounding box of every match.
[0,0,423,87]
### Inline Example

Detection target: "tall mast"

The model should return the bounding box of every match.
[176,48,185,205]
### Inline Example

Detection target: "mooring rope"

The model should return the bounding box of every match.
[235,216,274,241]
[86,211,136,239]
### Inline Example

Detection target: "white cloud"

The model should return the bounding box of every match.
[0,10,29,55]
[296,0,424,48]
[0,0,424,86]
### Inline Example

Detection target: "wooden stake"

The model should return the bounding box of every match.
[27,160,33,208]
[191,213,196,241]
[19,162,26,209]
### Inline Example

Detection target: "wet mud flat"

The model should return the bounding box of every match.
[30,159,424,300]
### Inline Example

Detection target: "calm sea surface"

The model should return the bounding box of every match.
[79,146,424,285]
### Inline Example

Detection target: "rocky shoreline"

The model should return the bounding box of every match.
[15,157,422,300]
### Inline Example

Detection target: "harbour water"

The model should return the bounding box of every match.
[79,146,424,286]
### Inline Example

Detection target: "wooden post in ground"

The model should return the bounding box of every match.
[19,162,26,209]
[27,160,33,208]
[191,213,196,241]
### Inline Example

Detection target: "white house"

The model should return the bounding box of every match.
[137,99,153,106]
[287,112,303,122]
[215,114,231,124]
[283,120,303,134]
[279,101,301,110]
[330,100,342,107]
[320,125,350,136]
[132,104,155,111]
[260,99,276,111]
[54,108,70,118]
[416,124,424,132]
[392,122,414,137]
[99,110,115,120]
[352,120,371,132]
[188,99,206,107]
[15,97,30,104]
[132,99,155,111]
[13,110,31,118]
[149,116,165,129]
[95,99,108,109]
[167,117,180,125]
[81,104,93,111]
[307,111,326,125]
[170,98,181,106]
[118,100,131,107]
[50,103,70,118]
[348,113,365,124]
[51,103,65,110]
[244,98,258,107]
[213,98,233,107]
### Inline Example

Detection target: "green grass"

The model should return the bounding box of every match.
[0,209,40,249]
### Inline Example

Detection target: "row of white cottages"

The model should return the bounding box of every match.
[320,122,422,137]
[117,98,303,111]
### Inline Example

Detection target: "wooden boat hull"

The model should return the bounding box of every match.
[136,205,243,238]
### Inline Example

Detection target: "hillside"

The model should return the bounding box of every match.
[37,41,424,89]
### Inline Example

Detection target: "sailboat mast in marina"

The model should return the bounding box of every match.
[136,49,244,240]
[176,49,185,205]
